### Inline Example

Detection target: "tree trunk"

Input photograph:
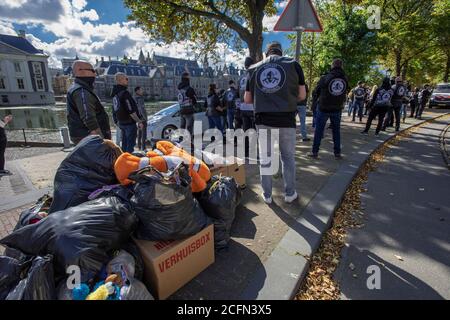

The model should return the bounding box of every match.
[246,4,265,62]
[444,53,450,83]
[401,60,409,79]
[395,48,402,76]
[247,34,264,63]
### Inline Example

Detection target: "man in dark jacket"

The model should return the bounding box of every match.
[350,81,366,122]
[416,84,432,119]
[177,72,197,135]
[309,59,349,159]
[245,41,306,204]
[223,80,239,129]
[111,72,143,153]
[66,61,111,144]
[383,76,406,131]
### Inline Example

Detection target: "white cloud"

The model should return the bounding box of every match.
[275,0,289,10]
[263,15,280,32]
[0,0,247,69]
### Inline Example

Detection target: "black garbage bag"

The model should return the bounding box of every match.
[197,176,242,249]
[49,135,122,213]
[130,164,210,241]
[14,194,52,231]
[0,188,138,282]
[0,255,31,300]
[6,255,56,300]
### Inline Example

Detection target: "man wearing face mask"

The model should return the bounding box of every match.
[66,61,111,144]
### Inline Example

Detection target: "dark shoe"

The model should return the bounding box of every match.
[307,152,318,159]
[0,170,13,176]
[335,154,343,160]
[361,131,369,135]
[302,138,311,142]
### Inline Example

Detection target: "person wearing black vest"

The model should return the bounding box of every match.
[205,83,224,134]
[410,87,420,118]
[111,73,143,153]
[351,81,366,122]
[416,84,432,119]
[309,59,349,159]
[245,41,306,204]
[361,77,394,135]
[177,72,197,135]
[383,76,406,132]
[223,80,239,130]
[66,61,111,145]
[239,57,256,131]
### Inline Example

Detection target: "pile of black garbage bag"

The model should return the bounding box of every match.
[0,135,242,300]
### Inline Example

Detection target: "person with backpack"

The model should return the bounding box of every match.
[350,81,366,122]
[361,77,394,136]
[383,76,406,132]
[223,80,239,130]
[308,59,349,160]
[177,72,197,135]
[111,72,143,153]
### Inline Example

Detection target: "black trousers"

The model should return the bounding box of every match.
[383,104,401,131]
[137,122,147,150]
[364,106,388,134]
[410,102,417,117]
[0,127,7,171]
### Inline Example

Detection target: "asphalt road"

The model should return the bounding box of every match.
[334,116,450,300]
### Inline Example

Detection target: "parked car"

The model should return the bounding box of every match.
[429,83,450,108]
[147,102,209,140]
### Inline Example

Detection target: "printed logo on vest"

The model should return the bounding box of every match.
[226,91,235,102]
[381,91,392,102]
[240,77,247,90]
[256,63,286,94]
[397,86,405,96]
[329,78,346,96]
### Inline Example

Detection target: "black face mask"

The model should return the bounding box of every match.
[79,77,96,87]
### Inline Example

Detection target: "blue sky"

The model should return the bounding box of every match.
[0,0,296,68]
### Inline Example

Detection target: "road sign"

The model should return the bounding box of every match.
[273,0,323,32]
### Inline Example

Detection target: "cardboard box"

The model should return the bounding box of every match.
[134,224,214,300]
[203,152,246,187]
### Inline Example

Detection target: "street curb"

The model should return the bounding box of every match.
[240,113,449,300]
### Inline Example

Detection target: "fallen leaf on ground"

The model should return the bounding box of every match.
[394,255,404,261]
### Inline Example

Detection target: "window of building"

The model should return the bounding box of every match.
[14,62,21,73]
[21,95,27,100]
[0,78,5,89]
[17,78,25,90]
[33,63,42,75]
[40,95,46,99]
[37,79,44,90]
[1,95,8,103]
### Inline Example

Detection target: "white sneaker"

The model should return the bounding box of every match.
[261,193,273,204]
[285,191,298,203]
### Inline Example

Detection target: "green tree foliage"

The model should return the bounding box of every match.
[123,0,277,62]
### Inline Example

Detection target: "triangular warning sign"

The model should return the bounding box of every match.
[273,0,323,32]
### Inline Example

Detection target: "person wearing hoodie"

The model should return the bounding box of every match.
[177,72,197,135]
[66,60,111,144]
[309,59,349,159]
[111,72,143,153]
[361,77,394,136]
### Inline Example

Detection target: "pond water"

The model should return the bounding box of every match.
[0,101,176,130]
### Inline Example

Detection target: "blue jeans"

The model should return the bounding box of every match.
[297,105,308,139]
[119,123,137,153]
[352,100,364,121]
[312,109,342,155]
[347,101,354,116]
[256,125,297,198]
[227,108,235,130]
[208,116,224,133]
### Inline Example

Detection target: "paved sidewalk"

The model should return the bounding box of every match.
[334,117,450,300]
[0,109,447,299]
